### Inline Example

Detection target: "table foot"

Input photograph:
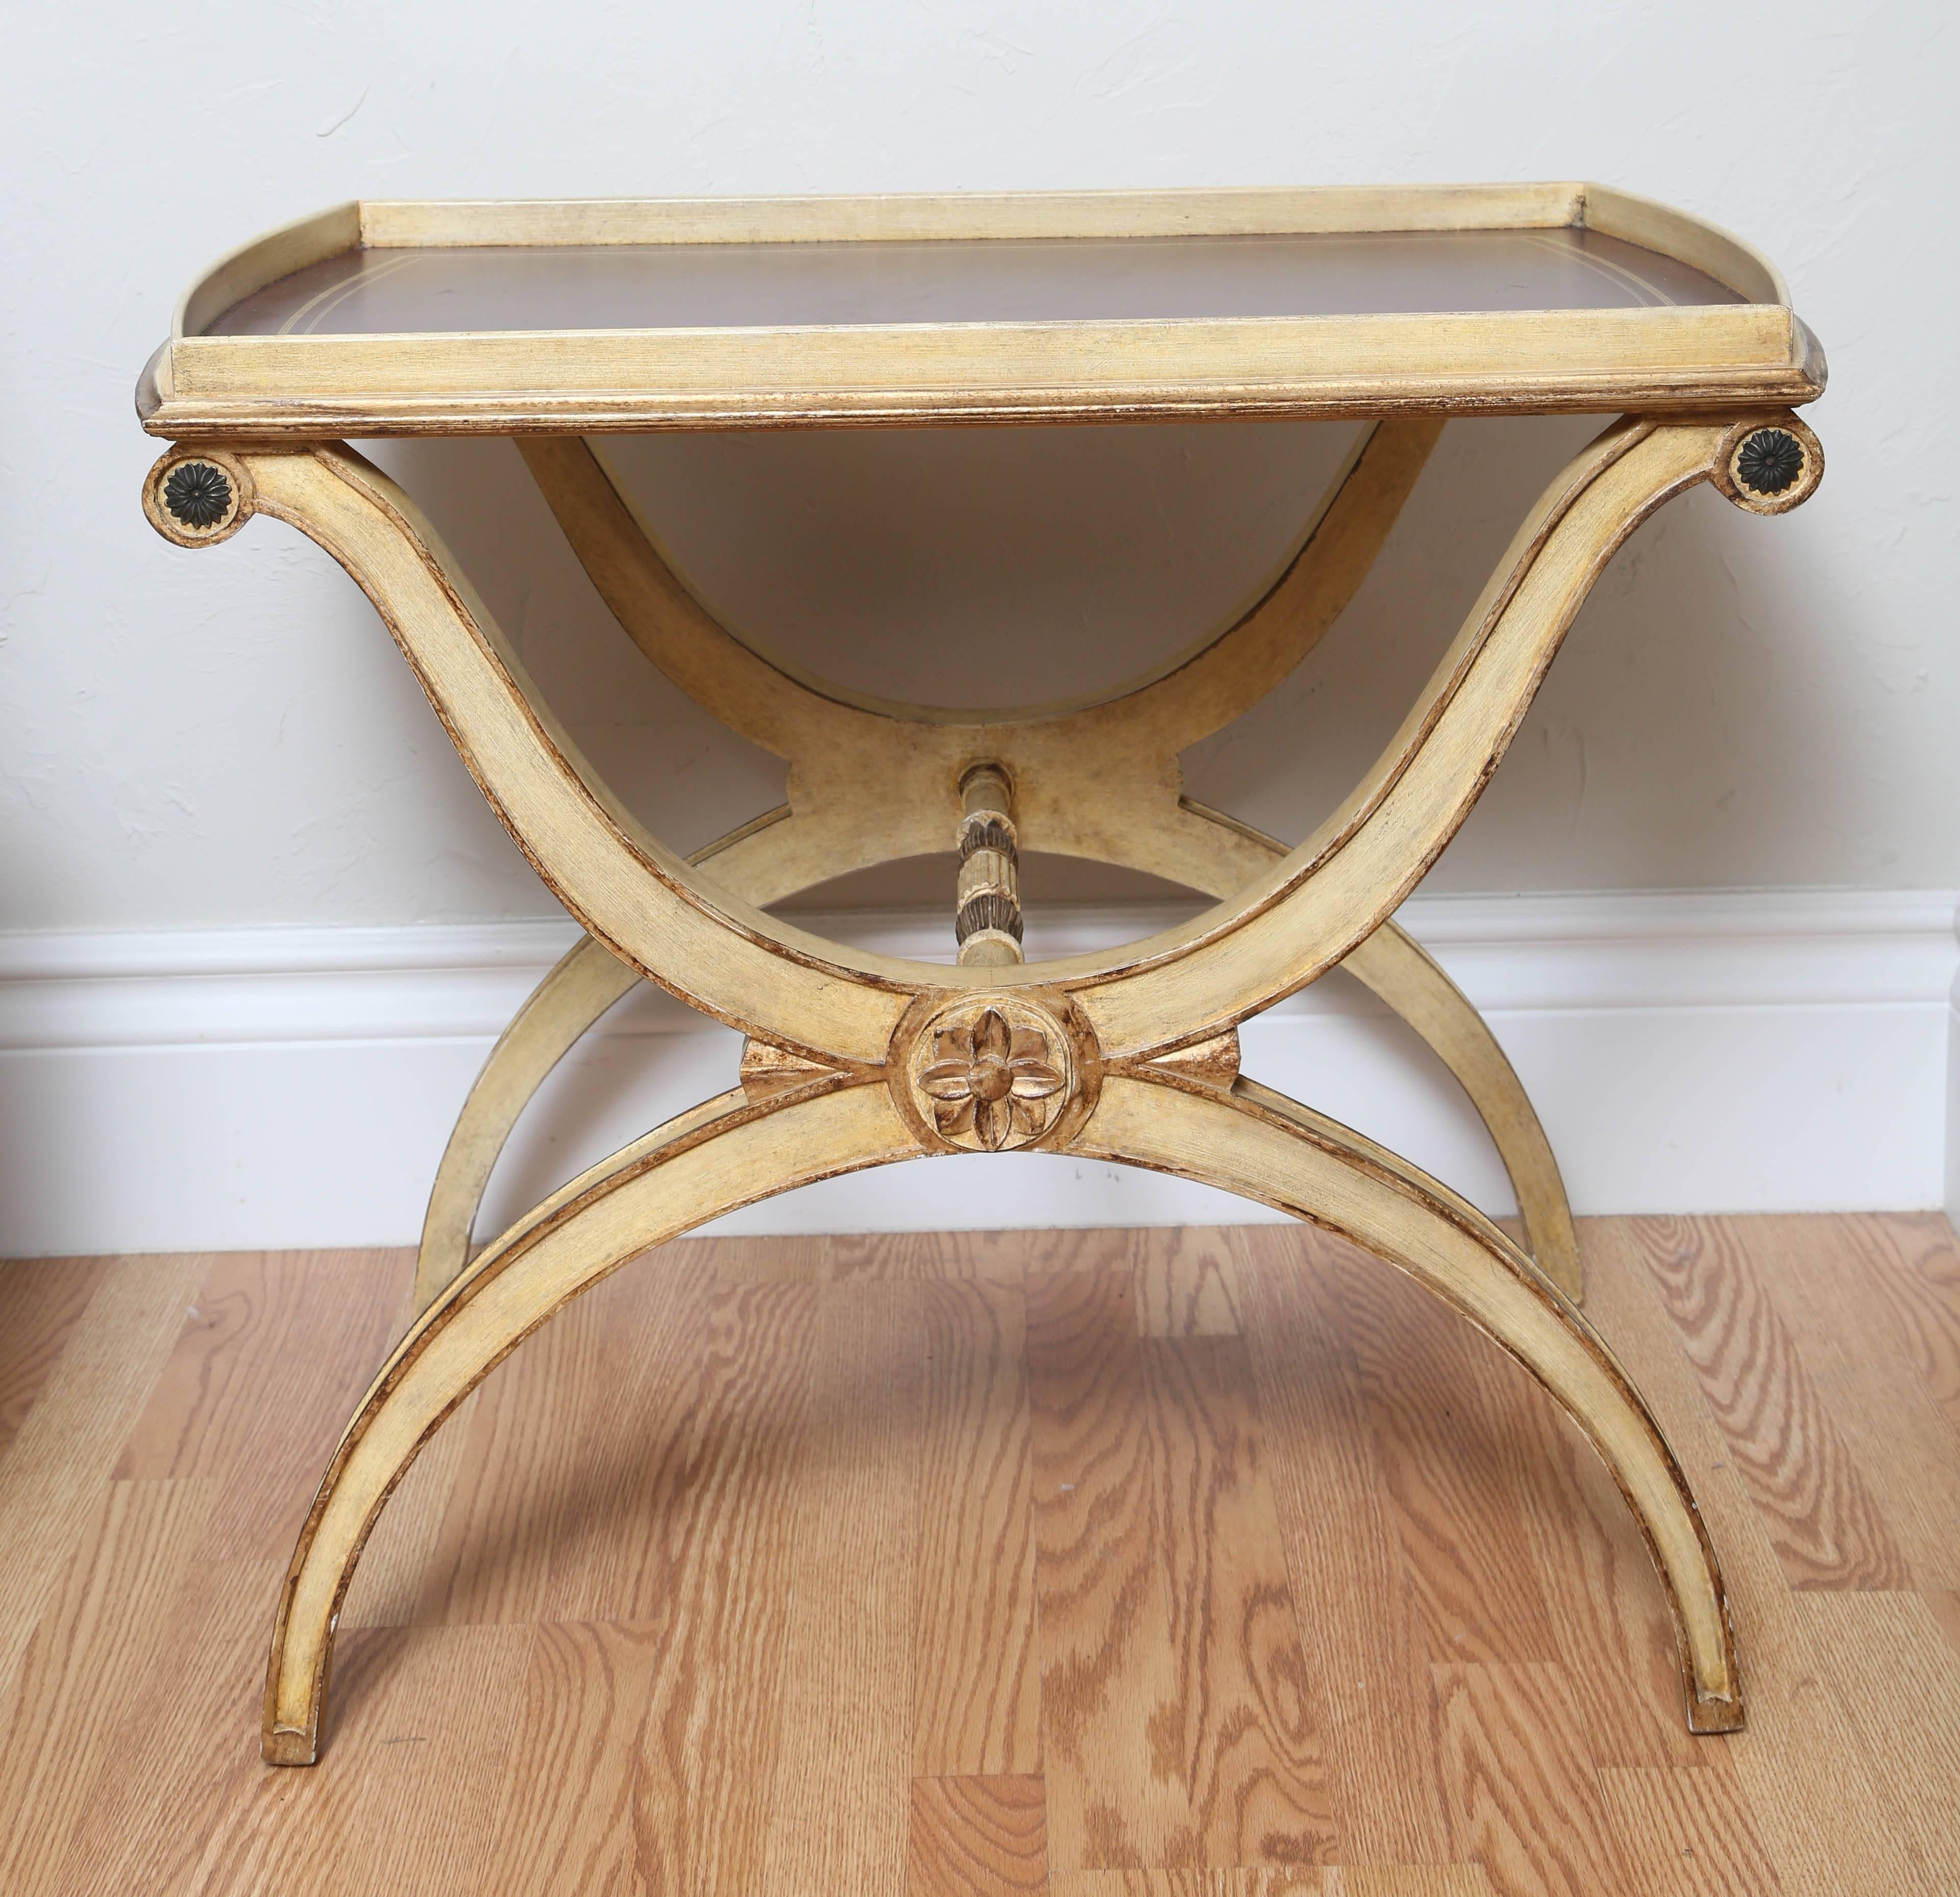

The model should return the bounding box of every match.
[263,1074,915,1764]
[1077,1062,1743,1735]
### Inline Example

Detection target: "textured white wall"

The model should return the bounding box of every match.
[1,3,1954,933]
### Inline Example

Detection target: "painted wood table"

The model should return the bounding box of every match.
[137,183,1826,1765]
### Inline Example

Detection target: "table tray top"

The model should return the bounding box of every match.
[138,184,1824,437]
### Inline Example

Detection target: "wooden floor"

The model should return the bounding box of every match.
[1,1217,1957,1894]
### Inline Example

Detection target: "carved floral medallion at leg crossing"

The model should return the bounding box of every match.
[904,995,1076,1152]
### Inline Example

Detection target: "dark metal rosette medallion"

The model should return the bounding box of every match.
[1734,429,1805,499]
[162,461,234,529]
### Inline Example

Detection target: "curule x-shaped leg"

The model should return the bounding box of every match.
[407,415,1580,1318]
[131,406,1819,1761]
[1078,1060,1742,1733]
[411,908,1575,1321]
[265,1071,919,1764]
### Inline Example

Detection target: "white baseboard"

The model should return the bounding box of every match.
[3,889,1955,1258]
[1949,966,1960,1232]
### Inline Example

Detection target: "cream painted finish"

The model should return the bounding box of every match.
[135,181,1828,1768]
[410,419,1581,1311]
[15,3,1955,958]
[139,184,1816,437]
[145,388,1817,1760]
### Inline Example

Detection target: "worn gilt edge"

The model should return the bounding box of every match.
[738,1037,850,1102]
[139,370,1827,441]
[1134,1028,1242,1091]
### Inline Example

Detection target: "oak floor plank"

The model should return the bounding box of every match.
[1583,1220,1923,1897]
[1134,1228,1242,1338]
[345,1240,717,1636]
[1502,1387,1705,1768]
[414,1290,621,1626]
[829,1229,1032,1284]
[1139,1329,1337,1865]
[1928,1589,1960,1662]
[1596,1764,1786,1896]
[1432,1661,1630,1896]
[40,1251,435,1895]
[1045,1869,1491,1894]
[629,1279,825,1897]
[909,1774,1048,1896]
[704,1231,829,1285]
[534,1240,718,1626]
[0,1251,204,1696]
[1797,1590,1960,1892]
[44,1509,296,1895]
[1429,1232,1704,1770]
[4,1221,1958,1894]
[1635,1215,1910,1591]
[1824,1212,1960,1430]
[1047,1871,1333,1895]
[1030,1240,1186,1869]
[116,1248,406,1491]
[758,1280,923,1897]
[1753,1215,1960,1591]
[1233,1226,1453,1866]
[1339,1871,1499,1896]
[478,1618,665,1895]
[1032,1233,1335,1873]
[1328,1246,1562,1666]
[915,1273,1042,1777]
[0,1477,219,1893]
[0,1256,108,1458]
[184,1622,536,1897]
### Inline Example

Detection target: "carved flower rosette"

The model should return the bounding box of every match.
[906,998,1073,1152]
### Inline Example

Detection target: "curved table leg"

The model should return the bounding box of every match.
[1343,923,1581,1301]
[414,813,796,1321]
[416,907,1580,1319]
[414,934,640,1316]
[414,910,1580,1323]
[1081,1064,1741,1733]
[265,1076,918,1764]
[1173,800,1581,1299]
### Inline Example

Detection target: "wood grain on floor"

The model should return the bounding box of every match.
[0,1216,1956,1894]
